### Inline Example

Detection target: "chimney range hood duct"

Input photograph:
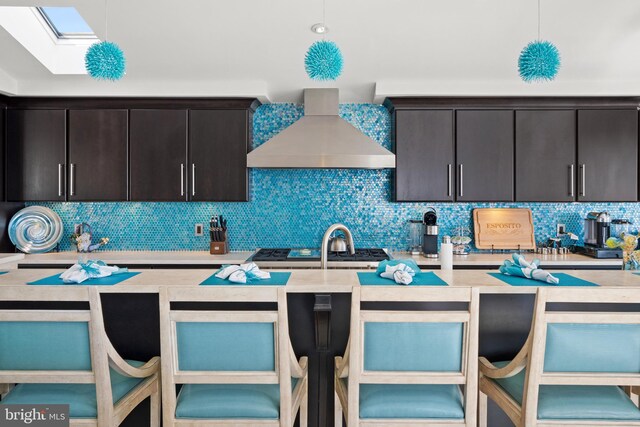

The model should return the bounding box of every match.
[247,88,396,169]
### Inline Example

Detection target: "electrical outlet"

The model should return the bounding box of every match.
[194,224,204,236]
[557,223,566,235]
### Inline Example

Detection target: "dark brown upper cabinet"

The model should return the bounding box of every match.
[577,109,637,202]
[129,109,188,201]
[388,97,640,203]
[7,109,66,201]
[456,110,514,202]
[515,110,577,202]
[189,109,249,201]
[68,110,128,201]
[394,110,454,202]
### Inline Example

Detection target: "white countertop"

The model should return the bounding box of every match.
[17,250,621,268]
[394,252,622,267]
[19,251,254,266]
[0,253,24,265]
[0,268,637,295]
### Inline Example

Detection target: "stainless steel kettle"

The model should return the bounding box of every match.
[329,232,349,252]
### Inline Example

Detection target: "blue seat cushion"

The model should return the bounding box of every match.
[491,361,640,421]
[2,360,146,418]
[175,379,298,420]
[359,384,464,419]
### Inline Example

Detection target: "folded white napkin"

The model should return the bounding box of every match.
[380,263,415,285]
[215,262,271,284]
[499,253,560,285]
[59,260,127,284]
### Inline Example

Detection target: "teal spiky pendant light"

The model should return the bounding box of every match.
[518,0,560,82]
[85,0,126,81]
[305,0,343,80]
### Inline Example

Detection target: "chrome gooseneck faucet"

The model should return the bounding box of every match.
[321,223,355,269]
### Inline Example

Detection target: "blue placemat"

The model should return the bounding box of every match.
[200,272,291,286]
[28,272,140,286]
[358,272,448,286]
[488,272,598,287]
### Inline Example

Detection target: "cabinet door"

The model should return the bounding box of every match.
[130,110,187,201]
[515,110,576,202]
[395,110,454,201]
[7,109,66,201]
[68,110,128,201]
[577,110,637,202]
[456,110,514,201]
[189,110,248,201]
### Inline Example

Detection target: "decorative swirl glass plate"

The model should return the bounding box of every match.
[9,206,63,253]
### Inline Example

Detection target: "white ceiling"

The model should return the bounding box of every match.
[0,0,640,102]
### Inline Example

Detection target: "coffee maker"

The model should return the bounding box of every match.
[422,208,439,258]
[578,211,622,259]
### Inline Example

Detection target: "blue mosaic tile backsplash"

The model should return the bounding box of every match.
[34,103,640,252]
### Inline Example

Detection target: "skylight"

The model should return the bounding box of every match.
[37,7,96,39]
[0,6,97,74]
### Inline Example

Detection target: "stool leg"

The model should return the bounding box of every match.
[625,386,640,406]
[478,390,488,427]
[150,389,161,427]
[299,381,308,427]
[334,389,343,427]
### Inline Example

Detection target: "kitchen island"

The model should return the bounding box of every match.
[0,267,637,292]
[1,268,638,427]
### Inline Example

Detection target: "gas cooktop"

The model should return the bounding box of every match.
[251,248,389,262]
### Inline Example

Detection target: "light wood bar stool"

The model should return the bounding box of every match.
[479,287,640,426]
[159,286,308,427]
[0,287,161,427]
[335,286,480,426]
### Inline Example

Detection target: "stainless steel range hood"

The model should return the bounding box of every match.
[247,88,396,169]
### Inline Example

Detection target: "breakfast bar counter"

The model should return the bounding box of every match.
[1,268,638,427]
[0,267,636,293]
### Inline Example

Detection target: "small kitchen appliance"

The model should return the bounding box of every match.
[422,208,439,258]
[577,211,622,259]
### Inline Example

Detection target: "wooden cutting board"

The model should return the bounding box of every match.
[473,208,536,250]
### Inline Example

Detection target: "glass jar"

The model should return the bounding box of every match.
[408,220,424,255]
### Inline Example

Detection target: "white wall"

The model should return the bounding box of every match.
[0,0,638,102]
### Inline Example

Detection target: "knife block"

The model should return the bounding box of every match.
[210,231,229,255]
[210,240,228,255]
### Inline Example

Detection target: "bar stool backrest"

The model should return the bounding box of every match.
[344,286,479,426]
[523,287,640,425]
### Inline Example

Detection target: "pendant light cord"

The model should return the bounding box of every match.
[322,0,326,39]
[537,0,541,40]
[105,0,108,41]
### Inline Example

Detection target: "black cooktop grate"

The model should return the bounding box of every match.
[251,248,389,262]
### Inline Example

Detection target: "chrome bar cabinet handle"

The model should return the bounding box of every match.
[459,164,464,198]
[69,164,75,196]
[447,164,452,197]
[191,164,196,196]
[580,164,586,197]
[180,164,185,196]
[569,164,574,197]
[58,164,63,197]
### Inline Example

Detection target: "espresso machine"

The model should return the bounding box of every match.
[577,211,622,259]
[422,208,439,258]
